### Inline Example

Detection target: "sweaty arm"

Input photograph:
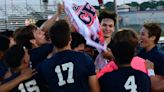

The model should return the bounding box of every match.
[0,68,36,92]
[151,75,164,92]
[144,60,164,91]
[40,4,63,32]
[88,75,100,92]
[0,75,26,92]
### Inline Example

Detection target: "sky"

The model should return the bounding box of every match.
[72,0,153,5]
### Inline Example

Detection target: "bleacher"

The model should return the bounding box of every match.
[0,2,56,31]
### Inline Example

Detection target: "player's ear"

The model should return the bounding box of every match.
[30,39,38,48]
[150,36,156,43]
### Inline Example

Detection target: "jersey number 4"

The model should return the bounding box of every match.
[124,76,137,92]
[55,62,74,86]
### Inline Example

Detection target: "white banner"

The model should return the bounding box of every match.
[64,0,106,52]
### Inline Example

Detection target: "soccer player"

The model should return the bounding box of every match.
[95,10,116,71]
[2,45,48,92]
[37,20,99,92]
[98,10,116,46]
[138,22,164,76]
[138,22,164,91]
[99,28,151,92]
[14,25,53,68]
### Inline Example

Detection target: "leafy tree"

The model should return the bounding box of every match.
[104,2,115,11]
[128,2,139,7]
[157,0,164,6]
[140,2,152,10]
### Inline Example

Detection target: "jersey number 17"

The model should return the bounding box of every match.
[55,62,74,86]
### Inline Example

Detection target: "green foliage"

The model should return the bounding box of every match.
[128,2,139,7]
[157,0,164,6]
[104,2,115,11]
[94,0,164,12]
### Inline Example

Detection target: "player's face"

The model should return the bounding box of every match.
[101,18,115,38]
[139,27,154,49]
[33,28,48,46]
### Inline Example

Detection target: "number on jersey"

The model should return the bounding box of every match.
[124,76,137,92]
[55,62,74,86]
[18,79,40,92]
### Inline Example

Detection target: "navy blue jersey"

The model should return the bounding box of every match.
[137,46,164,75]
[36,50,95,92]
[99,67,151,92]
[29,43,53,68]
[2,72,49,92]
[0,60,8,78]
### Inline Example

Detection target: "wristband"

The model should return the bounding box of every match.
[148,69,155,76]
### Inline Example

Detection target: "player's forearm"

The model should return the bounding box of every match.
[40,13,59,32]
[0,75,24,92]
[151,75,164,91]
[88,75,100,92]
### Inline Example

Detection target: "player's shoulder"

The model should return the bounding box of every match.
[133,69,149,76]
[64,50,92,60]
[101,67,149,78]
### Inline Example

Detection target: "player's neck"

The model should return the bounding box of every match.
[104,36,111,45]
[145,44,156,52]
[56,45,71,53]
[119,64,131,67]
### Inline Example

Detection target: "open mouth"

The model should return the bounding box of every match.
[139,40,143,44]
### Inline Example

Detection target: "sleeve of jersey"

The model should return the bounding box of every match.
[84,54,96,76]
[157,54,164,76]
[96,61,118,79]
[131,56,147,74]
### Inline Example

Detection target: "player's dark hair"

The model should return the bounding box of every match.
[4,45,25,68]
[0,30,13,38]
[143,22,161,44]
[14,25,37,49]
[71,32,86,49]
[49,20,71,48]
[111,28,138,65]
[98,10,117,25]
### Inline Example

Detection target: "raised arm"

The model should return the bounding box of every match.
[40,4,63,32]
